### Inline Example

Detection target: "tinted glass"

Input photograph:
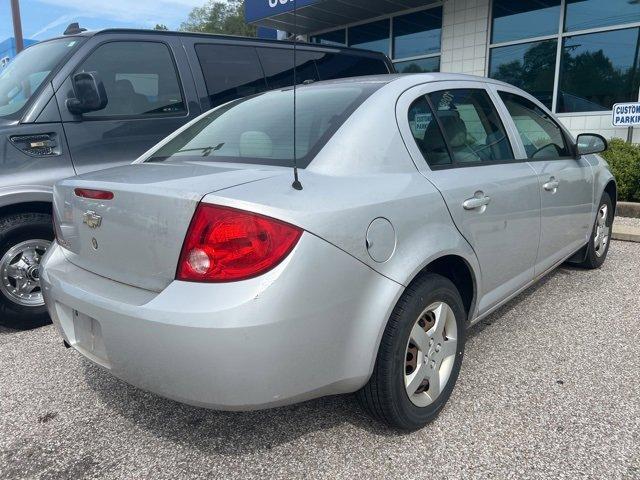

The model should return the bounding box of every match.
[78,42,185,117]
[256,47,320,89]
[147,85,380,168]
[393,8,442,59]
[499,91,571,159]
[349,20,390,55]
[408,96,452,167]
[315,53,390,79]
[558,28,640,113]
[394,56,440,73]
[489,40,557,109]
[310,30,346,46]
[565,0,640,32]
[195,44,266,108]
[0,38,81,117]
[428,89,513,163]
[491,0,561,43]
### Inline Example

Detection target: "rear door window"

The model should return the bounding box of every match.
[195,44,267,108]
[256,47,320,89]
[498,91,571,159]
[76,41,185,117]
[407,96,452,167]
[428,89,513,164]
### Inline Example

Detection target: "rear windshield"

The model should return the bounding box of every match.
[146,83,381,168]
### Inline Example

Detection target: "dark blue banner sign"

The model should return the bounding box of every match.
[245,0,321,22]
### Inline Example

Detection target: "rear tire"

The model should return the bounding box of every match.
[575,192,613,269]
[357,273,466,430]
[0,213,53,329]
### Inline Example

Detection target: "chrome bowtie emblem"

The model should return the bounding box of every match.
[83,210,102,229]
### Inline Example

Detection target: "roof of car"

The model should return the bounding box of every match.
[296,72,515,89]
[43,28,391,57]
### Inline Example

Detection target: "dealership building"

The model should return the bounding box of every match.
[246,0,640,142]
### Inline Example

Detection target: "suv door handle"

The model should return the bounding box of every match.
[543,177,559,192]
[463,193,491,210]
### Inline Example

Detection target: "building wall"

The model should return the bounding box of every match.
[438,0,638,143]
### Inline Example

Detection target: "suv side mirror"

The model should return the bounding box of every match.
[66,72,107,114]
[576,133,607,156]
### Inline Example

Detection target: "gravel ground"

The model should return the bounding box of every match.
[616,216,640,229]
[1,241,639,480]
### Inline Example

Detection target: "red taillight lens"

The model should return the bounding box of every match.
[176,204,302,282]
[74,188,114,200]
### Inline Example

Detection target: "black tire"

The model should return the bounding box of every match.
[575,192,613,269]
[0,212,54,329]
[357,273,466,430]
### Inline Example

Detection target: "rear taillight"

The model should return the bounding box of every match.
[74,188,114,200]
[176,204,302,282]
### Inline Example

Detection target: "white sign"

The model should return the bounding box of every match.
[612,102,640,127]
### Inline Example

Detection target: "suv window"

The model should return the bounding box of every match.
[195,44,267,108]
[77,41,185,117]
[315,53,389,79]
[256,47,320,89]
[408,96,452,167]
[498,91,571,159]
[428,89,513,164]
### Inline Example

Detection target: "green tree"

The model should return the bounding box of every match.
[154,24,169,31]
[180,0,256,37]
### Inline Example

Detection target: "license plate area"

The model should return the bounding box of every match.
[72,309,111,368]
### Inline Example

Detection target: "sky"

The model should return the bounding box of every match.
[0,0,206,41]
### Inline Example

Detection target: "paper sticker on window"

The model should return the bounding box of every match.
[413,113,432,136]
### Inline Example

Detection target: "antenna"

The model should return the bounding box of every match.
[291,0,303,190]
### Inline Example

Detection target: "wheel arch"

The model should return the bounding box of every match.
[603,180,617,215]
[0,188,53,220]
[405,254,478,324]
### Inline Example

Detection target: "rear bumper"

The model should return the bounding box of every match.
[41,234,402,410]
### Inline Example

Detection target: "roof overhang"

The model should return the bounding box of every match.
[245,0,439,34]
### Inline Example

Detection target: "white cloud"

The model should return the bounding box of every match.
[32,0,207,34]
[30,13,84,38]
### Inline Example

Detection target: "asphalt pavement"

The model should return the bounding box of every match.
[1,240,639,479]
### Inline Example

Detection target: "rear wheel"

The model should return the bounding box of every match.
[357,273,466,430]
[0,213,53,329]
[575,192,613,269]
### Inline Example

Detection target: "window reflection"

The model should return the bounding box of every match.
[393,8,442,59]
[310,30,346,46]
[491,0,561,44]
[394,57,440,73]
[565,0,640,32]
[489,40,558,109]
[348,20,390,55]
[558,27,640,112]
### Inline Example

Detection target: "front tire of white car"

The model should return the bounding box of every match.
[357,273,466,430]
[576,192,613,270]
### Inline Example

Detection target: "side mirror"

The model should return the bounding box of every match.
[66,72,107,115]
[576,133,607,156]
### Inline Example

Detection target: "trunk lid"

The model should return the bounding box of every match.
[53,162,283,291]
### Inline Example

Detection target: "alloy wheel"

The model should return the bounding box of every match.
[0,239,51,307]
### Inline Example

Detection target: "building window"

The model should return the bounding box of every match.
[310,29,346,46]
[395,56,440,74]
[348,19,390,55]
[393,8,442,59]
[489,40,557,109]
[489,0,640,113]
[564,0,640,32]
[491,0,561,44]
[557,28,640,112]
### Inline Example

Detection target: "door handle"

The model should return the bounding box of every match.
[463,193,491,210]
[543,177,559,192]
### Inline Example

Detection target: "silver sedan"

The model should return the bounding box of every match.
[41,74,615,430]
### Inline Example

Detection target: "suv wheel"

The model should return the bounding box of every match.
[357,273,466,430]
[0,213,53,329]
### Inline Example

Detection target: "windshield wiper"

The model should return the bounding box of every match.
[175,143,225,157]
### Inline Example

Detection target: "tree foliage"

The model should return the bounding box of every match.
[602,138,640,203]
[179,0,256,37]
